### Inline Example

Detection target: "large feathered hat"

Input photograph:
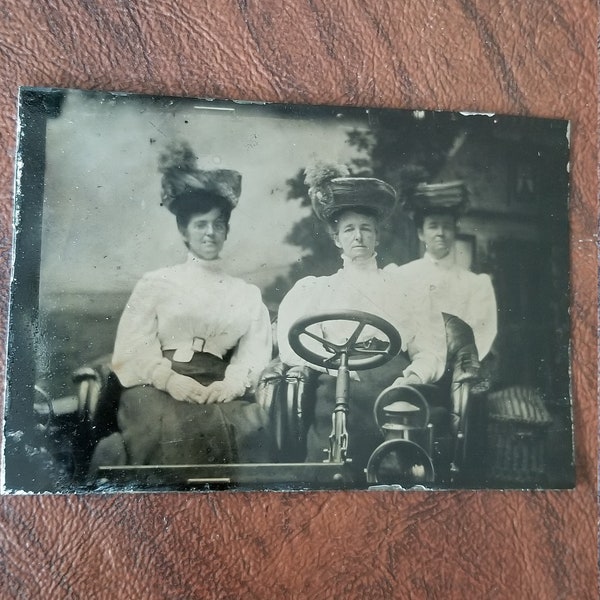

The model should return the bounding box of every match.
[304,162,397,222]
[158,141,242,214]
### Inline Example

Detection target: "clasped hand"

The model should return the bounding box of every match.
[166,373,245,404]
[391,372,423,388]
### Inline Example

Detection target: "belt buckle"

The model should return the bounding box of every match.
[192,337,206,353]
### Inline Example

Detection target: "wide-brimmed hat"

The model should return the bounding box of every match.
[305,162,397,222]
[158,141,242,214]
[403,180,468,218]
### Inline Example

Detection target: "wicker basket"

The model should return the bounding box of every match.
[486,386,552,485]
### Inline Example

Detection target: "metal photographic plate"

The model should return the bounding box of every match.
[3,87,573,494]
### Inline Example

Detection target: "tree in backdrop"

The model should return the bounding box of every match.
[264,110,461,307]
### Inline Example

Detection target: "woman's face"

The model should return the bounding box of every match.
[180,207,228,260]
[333,211,379,260]
[418,214,457,260]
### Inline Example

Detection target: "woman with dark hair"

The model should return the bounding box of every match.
[91,142,273,468]
[386,181,497,361]
[277,164,446,476]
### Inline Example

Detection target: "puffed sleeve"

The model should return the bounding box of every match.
[466,273,497,359]
[402,309,447,384]
[277,277,320,367]
[384,267,446,384]
[112,274,173,389]
[223,285,273,391]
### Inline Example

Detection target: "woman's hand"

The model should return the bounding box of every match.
[166,373,208,404]
[391,372,423,388]
[205,380,246,404]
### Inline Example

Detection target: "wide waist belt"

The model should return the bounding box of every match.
[162,337,224,363]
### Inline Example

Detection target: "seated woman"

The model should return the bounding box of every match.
[385,180,497,362]
[277,163,446,479]
[90,142,273,471]
[384,180,497,472]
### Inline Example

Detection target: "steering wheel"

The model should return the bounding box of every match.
[288,310,401,371]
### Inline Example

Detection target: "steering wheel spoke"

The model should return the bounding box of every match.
[345,320,367,347]
[298,328,343,354]
[323,355,342,368]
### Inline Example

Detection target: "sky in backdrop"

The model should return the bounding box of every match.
[39,90,365,306]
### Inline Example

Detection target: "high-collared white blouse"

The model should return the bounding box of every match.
[277,254,446,384]
[385,251,497,359]
[112,254,272,392]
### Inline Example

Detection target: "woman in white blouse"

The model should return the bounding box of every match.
[277,164,446,476]
[91,142,273,468]
[385,181,497,361]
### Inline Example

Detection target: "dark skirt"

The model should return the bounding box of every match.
[92,352,273,469]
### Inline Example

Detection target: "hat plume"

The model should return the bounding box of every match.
[158,140,198,175]
[304,162,350,189]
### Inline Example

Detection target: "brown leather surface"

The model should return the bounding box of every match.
[0,1,597,598]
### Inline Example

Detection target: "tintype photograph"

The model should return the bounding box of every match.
[3,87,573,493]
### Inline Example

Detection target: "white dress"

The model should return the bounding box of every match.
[385,251,497,359]
[90,253,274,468]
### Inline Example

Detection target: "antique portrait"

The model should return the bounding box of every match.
[3,88,573,493]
